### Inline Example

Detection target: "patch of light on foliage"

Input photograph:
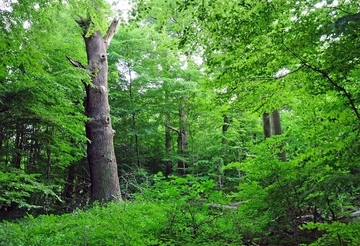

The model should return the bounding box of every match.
[320,34,328,42]
[314,1,326,8]
[23,20,31,29]
[137,81,162,94]
[229,94,237,103]
[181,62,188,70]
[296,0,339,18]
[179,53,188,70]
[107,0,132,22]
[116,60,138,85]
[314,0,339,9]
[214,87,227,93]
[193,55,203,66]
[179,52,203,69]
[274,68,290,79]
[0,0,17,12]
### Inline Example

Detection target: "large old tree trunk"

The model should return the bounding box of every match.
[68,18,121,202]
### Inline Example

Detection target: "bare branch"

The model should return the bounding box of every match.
[66,56,86,69]
[208,201,243,209]
[104,18,119,49]
[164,124,180,133]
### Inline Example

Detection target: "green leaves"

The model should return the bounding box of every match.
[0,199,243,245]
[0,168,58,210]
[0,0,90,212]
[301,221,360,246]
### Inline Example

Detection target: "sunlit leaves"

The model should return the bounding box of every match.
[0,0,89,210]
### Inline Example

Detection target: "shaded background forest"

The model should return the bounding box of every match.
[1,0,360,245]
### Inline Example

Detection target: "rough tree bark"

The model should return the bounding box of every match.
[67,18,121,202]
[262,110,287,162]
[262,112,271,139]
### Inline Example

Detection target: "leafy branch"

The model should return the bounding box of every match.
[282,41,360,121]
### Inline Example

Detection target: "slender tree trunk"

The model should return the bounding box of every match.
[262,113,271,139]
[165,119,188,175]
[219,115,231,189]
[128,65,141,168]
[270,110,282,136]
[12,126,24,169]
[0,127,3,152]
[222,115,230,146]
[133,116,141,167]
[45,126,55,181]
[68,18,121,202]
[178,99,188,175]
[165,99,172,176]
[64,163,75,208]
[27,126,37,173]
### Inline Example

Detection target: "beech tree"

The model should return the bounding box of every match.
[67,12,121,202]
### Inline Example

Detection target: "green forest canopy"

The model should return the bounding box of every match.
[1,0,360,245]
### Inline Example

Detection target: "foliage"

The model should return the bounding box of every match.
[1,0,88,213]
[301,221,360,246]
[0,168,60,211]
[0,201,167,246]
[0,187,243,245]
[2,0,360,244]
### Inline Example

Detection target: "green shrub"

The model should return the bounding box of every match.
[301,221,360,246]
[0,176,244,246]
[0,201,167,246]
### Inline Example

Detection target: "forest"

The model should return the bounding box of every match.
[1,0,360,245]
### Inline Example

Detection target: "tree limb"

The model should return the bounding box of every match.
[66,56,89,88]
[66,56,86,69]
[208,201,243,209]
[104,18,119,49]
[164,124,180,133]
[282,41,360,121]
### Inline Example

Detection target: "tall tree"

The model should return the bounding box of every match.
[67,13,121,202]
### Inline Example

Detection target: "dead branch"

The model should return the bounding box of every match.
[66,56,86,69]
[164,124,180,133]
[104,18,119,49]
[208,201,243,210]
